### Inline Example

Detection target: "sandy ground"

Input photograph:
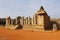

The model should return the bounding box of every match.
[0,27,60,40]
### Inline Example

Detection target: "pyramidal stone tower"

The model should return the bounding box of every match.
[35,6,50,30]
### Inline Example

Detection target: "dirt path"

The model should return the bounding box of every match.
[0,28,60,40]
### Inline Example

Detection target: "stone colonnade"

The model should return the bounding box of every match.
[6,15,38,26]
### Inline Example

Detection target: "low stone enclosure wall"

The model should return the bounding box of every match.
[2,24,57,31]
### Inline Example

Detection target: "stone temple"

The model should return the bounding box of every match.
[0,6,60,31]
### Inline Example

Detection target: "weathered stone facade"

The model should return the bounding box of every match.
[0,6,60,31]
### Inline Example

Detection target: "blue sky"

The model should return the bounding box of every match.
[0,0,60,18]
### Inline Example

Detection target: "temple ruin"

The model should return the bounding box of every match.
[0,6,60,31]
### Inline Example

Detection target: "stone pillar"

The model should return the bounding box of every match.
[32,16,34,25]
[25,17,28,25]
[33,14,37,25]
[53,24,57,31]
[32,14,37,25]
[20,17,24,25]
[11,19,14,25]
[28,17,31,25]
[24,19,26,25]
[30,18,32,25]
[6,16,11,26]
[15,18,18,25]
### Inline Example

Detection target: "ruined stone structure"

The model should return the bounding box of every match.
[6,17,11,26]
[0,6,60,31]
